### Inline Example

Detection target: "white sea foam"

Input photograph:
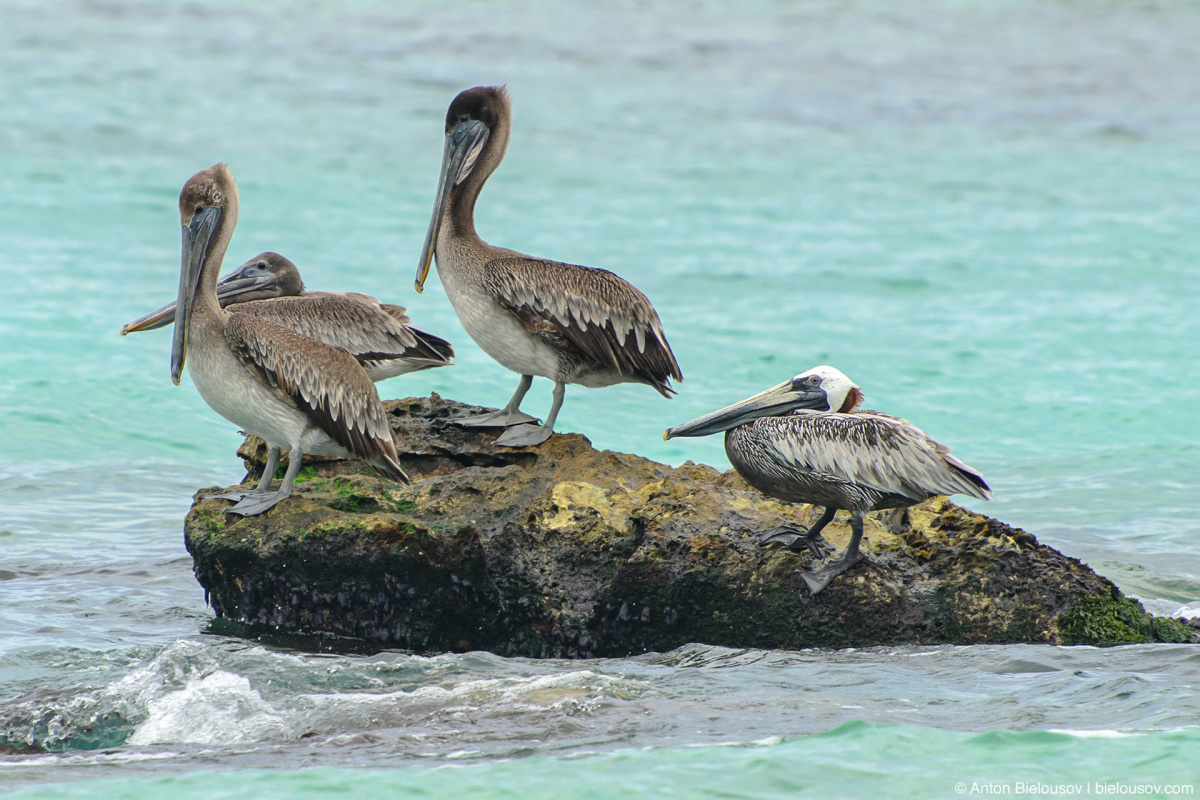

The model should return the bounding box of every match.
[100,655,647,746]
[1172,603,1200,620]
[0,751,182,769]
[1138,598,1200,620]
[128,671,291,746]
[1047,729,1140,739]
[297,669,645,731]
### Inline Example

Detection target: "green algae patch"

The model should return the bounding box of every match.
[1058,594,1198,646]
[292,466,318,483]
[190,505,227,539]
[184,394,1192,657]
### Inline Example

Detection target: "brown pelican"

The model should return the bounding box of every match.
[664,366,991,594]
[415,86,682,447]
[123,252,454,380]
[170,164,408,516]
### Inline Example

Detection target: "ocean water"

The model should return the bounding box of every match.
[2,0,1199,796]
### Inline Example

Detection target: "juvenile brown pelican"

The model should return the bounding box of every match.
[170,164,408,516]
[664,366,991,594]
[415,86,682,447]
[123,252,454,380]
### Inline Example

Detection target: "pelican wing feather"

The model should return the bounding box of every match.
[482,257,682,396]
[750,412,992,502]
[223,313,405,479]
[226,294,453,374]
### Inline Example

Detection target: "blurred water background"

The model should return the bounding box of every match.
[1,0,1198,796]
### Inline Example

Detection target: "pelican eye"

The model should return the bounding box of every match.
[458,113,470,124]
[256,261,269,270]
[807,375,821,387]
[194,204,205,215]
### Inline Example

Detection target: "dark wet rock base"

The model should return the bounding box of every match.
[184,395,1196,656]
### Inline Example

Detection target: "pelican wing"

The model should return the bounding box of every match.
[377,303,456,365]
[482,257,682,395]
[223,313,403,474]
[377,303,413,326]
[751,412,992,502]
[226,294,453,369]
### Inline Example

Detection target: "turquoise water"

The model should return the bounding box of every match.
[2,0,1199,796]
[6,723,1200,800]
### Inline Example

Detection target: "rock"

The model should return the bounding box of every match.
[184,394,1197,656]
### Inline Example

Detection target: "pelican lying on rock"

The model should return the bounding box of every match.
[415,85,682,447]
[169,164,408,516]
[124,251,454,380]
[664,366,991,594]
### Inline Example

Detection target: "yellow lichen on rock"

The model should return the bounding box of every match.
[545,481,635,533]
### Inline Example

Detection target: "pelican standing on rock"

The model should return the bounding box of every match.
[664,366,991,594]
[169,164,408,516]
[123,251,454,380]
[415,86,682,447]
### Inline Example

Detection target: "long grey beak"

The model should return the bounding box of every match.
[170,206,221,385]
[121,300,180,335]
[663,381,828,439]
[122,258,278,335]
[415,118,489,293]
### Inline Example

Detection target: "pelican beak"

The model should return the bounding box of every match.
[121,300,178,335]
[123,257,277,336]
[663,381,828,439]
[170,206,221,385]
[415,117,490,293]
[214,258,279,300]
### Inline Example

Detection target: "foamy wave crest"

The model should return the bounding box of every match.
[1046,729,1140,739]
[1,641,653,752]
[295,669,647,734]
[1,640,220,750]
[128,671,291,745]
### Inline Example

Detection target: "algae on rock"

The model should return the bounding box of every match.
[183,395,1196,656]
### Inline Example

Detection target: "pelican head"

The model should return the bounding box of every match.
[171,163,238,385]
[121,251,300,336]
[214,252,304,302]
[663,365,863,439]
[416,85,512,293]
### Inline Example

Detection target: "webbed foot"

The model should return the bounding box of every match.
[756,526,835,558]
[455,409,541,428]
[206,487,264,502]
[207,489,250,501]
[493,423,553,447]
[223,491,289,517]
[797,549,867,595]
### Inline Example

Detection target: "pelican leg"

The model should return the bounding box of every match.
[224,446,304,517]
[456,374,541,428]
[798,510,867,595]
[207,445,282,501]
[757,506,837,557]
[494,381,564,448]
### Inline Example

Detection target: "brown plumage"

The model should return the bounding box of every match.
[169,164,408,518]
[415,86,682,446]
[230,292,453,379]
[223,314,405,481]
[485,258,681,396]
[123,251,454,380]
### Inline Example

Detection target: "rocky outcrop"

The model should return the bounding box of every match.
[184,394,1196,656]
